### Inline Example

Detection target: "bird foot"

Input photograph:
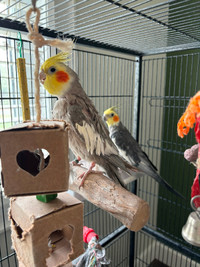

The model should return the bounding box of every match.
[78,162,103,189]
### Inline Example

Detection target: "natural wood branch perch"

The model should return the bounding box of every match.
[69,164,150,232]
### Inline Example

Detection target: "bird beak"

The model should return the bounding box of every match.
[39,70,46,85]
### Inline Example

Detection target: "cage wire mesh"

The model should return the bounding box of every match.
[0,36,56,129]
[0,34,137,266]
[136,51,200,266]
[105,229,130,267]
[0,0,200,267]
[0,0,200,55]
[135,231,199,267]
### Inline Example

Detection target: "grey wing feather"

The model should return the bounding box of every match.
[68,97,138,187]
[68,96,119,156]
[110,123,184,199]
[111,123,157,171]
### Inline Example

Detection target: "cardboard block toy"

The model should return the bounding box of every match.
[0,121,69,197]
[9,192,84,267]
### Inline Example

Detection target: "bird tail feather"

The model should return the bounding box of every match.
[132,161,185,199]
[152,173,185,199]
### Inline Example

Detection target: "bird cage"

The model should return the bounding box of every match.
[0,1,200,267]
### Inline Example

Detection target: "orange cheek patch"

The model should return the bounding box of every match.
[56,71,69,83]
[113,115,119,122]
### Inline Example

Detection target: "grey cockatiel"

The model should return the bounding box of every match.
[103,106,184,198]
[39,52,138,188]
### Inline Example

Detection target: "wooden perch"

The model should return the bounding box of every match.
[69,165,150,232]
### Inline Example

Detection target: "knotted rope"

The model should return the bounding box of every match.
[75,237,111,267]
[25,7,73,122]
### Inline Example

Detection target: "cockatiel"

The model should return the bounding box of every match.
[39,52,138,188]
[103,106,183,198]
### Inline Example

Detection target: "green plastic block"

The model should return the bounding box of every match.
[36,194,58,203]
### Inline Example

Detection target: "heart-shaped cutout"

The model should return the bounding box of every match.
[16,149,50,176]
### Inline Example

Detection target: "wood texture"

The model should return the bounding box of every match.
[69,165,150,232]
[16,58,30,121]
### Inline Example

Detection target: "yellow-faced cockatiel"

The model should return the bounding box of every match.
[103,106,184,198]
[39,52,138,188]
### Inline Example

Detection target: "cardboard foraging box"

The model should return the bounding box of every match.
[9,192,84,267]
[0,121,69,197]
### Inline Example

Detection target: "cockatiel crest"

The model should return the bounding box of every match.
[40,52,75,97]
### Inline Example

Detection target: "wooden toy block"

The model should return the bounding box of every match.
[0,121,69,197]
[9,192,84,267]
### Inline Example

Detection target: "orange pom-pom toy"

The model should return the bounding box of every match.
[177,91,200,138]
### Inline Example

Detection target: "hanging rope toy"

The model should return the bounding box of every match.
[75,226,111,267]
[25,5,73,122]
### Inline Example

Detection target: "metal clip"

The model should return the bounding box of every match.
[17,32,22,58]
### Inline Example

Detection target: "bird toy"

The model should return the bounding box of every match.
[74,226,110,267]
[16,32,31,121]
[177,91,200,138]
[25,3,73,122]
[177,91,200,208]
[20,1,73,202]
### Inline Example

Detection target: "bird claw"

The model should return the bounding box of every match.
[78,162,104,189]
[78,171,91,189]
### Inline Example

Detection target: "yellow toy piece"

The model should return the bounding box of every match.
[16,57,30,120]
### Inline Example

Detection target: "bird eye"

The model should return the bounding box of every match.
[111,113,114,117]
[49,67,56,73]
